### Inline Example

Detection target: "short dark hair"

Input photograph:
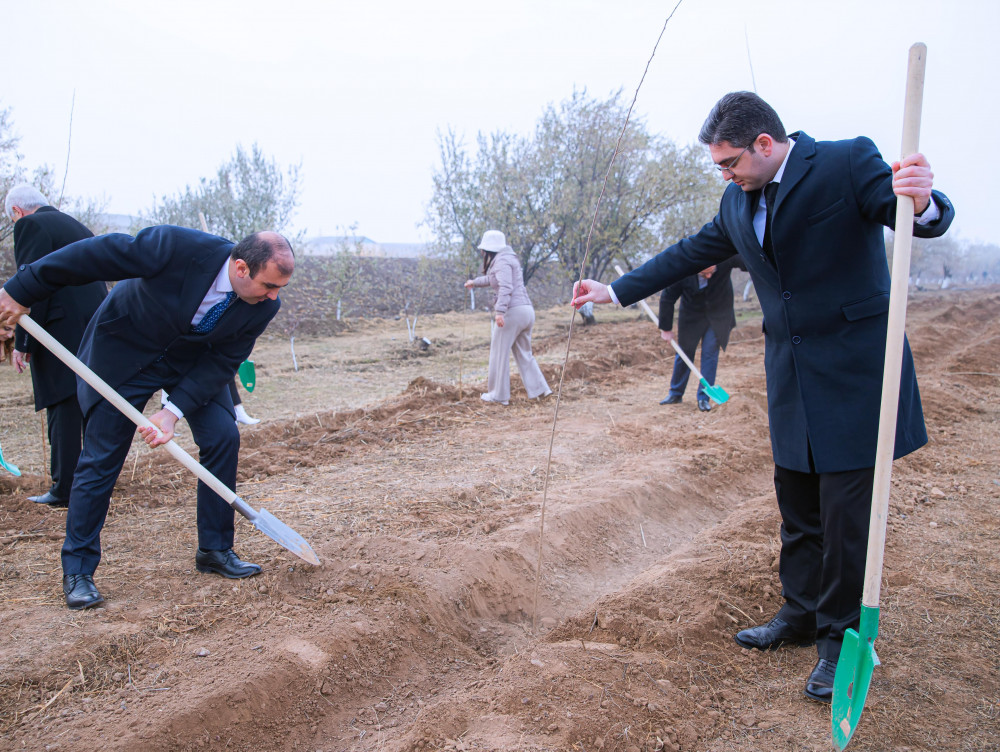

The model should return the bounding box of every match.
[698,91,787,149]
[231,232,294,277]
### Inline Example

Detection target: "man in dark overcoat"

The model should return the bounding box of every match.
[5,185,107,506]
[571,91,954,702]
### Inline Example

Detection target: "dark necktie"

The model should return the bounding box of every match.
[192,291,237,333]
[762,182,779,265]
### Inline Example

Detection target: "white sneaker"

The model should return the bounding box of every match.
[234,404,261,425]
[480,394,508,406]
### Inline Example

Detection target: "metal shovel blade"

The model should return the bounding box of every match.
[251,506,320,566]
[0,441,21,476]
[700,379,730,405]
[832,605,881,750]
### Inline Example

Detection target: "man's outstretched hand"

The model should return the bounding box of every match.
[571,279,612,309]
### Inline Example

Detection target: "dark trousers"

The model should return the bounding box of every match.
[61,366,239,575]
[668,325,720,401]
[773,462,875,661]
[45,396,85,500]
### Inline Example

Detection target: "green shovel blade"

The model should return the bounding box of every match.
[238,360,256,392]
[0,441,21,476]
[832,605,881,749]
[699,378,730,405]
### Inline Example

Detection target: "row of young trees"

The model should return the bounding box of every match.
[424,89,724,283]
[4,96,1000,321]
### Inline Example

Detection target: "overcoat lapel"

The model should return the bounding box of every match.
[178,250,230,330]
[737,188,761,251]
[775,132,815,211]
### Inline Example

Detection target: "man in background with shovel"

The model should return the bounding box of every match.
[0,227,294,610]
[571,91,954,702]
[657,257,743,412]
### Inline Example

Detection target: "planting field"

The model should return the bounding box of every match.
[0,290,997,751]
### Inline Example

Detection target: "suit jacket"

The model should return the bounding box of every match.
[613,132,955,473]
[12,206,107,410]
[658,256,743,353]
[5,226,280,418]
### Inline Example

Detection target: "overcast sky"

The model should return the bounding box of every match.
[2,0,994,247]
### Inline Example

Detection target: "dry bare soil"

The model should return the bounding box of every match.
[1,289,998,752]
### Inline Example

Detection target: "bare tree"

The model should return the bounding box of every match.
[1,104,106,270]
[139,143,302,241]
[424,89,722,286]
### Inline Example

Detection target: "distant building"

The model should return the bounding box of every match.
[94,213,137,234]
[301,236,429,259]
[90,220,431,259]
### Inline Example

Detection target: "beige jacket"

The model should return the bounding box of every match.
[470,248,532,314]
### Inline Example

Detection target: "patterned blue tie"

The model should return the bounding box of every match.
[192,291,237,333]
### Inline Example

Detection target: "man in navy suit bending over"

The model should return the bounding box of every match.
[571,92,954,703]
[0,227,294,610]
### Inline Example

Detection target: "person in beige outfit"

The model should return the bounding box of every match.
[464,231,551,405]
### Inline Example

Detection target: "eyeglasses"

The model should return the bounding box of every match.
[715,137,758,176]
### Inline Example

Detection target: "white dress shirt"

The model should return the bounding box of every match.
[163,260,232,419]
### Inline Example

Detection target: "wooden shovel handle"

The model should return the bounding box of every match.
[613,263,709,382]
[16,314,248,514]
[863,43,926,608]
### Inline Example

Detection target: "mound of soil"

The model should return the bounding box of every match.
[1,289,997,751]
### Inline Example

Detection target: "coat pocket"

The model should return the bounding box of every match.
[44,305,66,324]
[97,312,132,335]
[841,292,889,321]
[807,198,847,225]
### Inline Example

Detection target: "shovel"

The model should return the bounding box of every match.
[0,440,21,476]
[16,314,320,566]
[238,360,256,392]
[832,42,926,750]
[614,264,730,405]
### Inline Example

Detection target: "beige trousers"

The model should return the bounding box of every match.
[483,304,551,404]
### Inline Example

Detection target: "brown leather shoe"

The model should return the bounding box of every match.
[804,658,837,703]
[734,617,816,650]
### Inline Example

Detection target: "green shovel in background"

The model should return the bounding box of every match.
[614,264,731,405]
[832,42,926,750]
[0,440,21,476]
[238,360,256,392]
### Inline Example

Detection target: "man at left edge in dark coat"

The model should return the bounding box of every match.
[4,185,107,507]
[0,226,295,610]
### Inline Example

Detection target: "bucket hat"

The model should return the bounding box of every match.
[477,230,507,252]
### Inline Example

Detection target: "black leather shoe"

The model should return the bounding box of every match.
[697,399,712,412]
[63,574,104,610]
[734,617,816,650]
[804,658,837,703]
[29,491,69,507]
[659,394,682,405]
[195,548,262,579]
